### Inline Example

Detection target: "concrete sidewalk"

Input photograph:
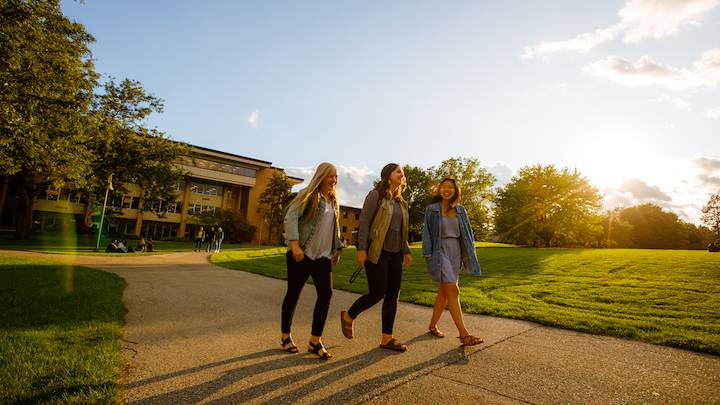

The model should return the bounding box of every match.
[6,250,720,404]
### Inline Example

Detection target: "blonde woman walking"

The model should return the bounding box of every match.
[281,162,343,360]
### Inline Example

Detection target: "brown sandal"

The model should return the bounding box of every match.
[458,335,484,347]
[379,338,407,352]
[340,310,354,339]
[428,326,445,338]
[281,336,299,353]
[308,341,333,360]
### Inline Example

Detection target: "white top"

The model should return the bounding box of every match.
[303,202,336,260]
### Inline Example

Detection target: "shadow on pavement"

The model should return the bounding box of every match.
[132,335,466,404]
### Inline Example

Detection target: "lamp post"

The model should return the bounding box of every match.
[95,174,114,252]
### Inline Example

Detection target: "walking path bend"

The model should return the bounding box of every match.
[5,250,719,404]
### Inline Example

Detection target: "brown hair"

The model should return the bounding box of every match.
[374,163,406,202]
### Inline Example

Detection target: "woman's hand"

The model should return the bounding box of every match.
[403,253,413,267]
[332,251,341,266]
[290,241,304,262]
[356,250,367,268]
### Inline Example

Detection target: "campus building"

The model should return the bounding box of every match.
[0,144,302,242]
[339,205,361,246]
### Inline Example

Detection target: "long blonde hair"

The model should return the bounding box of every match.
[291,162,339,219]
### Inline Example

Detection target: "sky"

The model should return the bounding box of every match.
[62,0,720,223]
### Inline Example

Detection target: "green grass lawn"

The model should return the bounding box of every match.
[213,246,720,355]
[0,256,127,404]
[0,232,256,255]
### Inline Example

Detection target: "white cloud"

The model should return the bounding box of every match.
[650,94,691,111]
[583,48,720,90]
[693,156,720,172]
[247,110,259,128]
[693,157,720,190]
[601,156,720,224]
[523,0,719,59]
[618,0,719,43]
[617,178,672,201]
[285,165,376,208]
[486,163,515,188]
[522,26,620,59]
[706,107,720,119]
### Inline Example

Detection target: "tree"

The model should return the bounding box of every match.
[1,0,97,239]
[0,1,187,239]
[600,208,634,248]
[81,79,188,231]
[192,209,256,243]
[402,165,434,241]
[494,165,602,247]
[258,171,291,244]
[431,157,495,240]
[683,221,715,250]
[616,204,686,249]
[701,194,720,239]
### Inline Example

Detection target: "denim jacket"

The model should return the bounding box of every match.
[422,202,481,282]
[283,194,343,252]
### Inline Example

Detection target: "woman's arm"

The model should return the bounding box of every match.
[356,190,379,252]
[421,205,433,257]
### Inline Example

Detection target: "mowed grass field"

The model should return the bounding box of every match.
[213,245,720,355]
[0,256,126,404]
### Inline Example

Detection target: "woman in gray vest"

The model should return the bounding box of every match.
[422,178,483,346]
[281,162,343,360]
[340,163,412,352]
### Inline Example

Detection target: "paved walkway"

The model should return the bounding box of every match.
[5,250,719,404]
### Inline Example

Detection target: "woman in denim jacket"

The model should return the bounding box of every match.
[422,178,483,346]
[281,162,343,360]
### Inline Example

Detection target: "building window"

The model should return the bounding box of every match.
[176,181,185,192]
[343,211,348,219]
[191,183,224,196]
[122,196,133,209]
[342,226,347,233]
[45,189,59,201]
[354,213,360,220]
[167,201,182,213]
[187,203,216,215]
[178,156,257,178]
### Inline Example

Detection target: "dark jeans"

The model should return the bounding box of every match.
[281,251,333,337]
[195,238,203,250]
[348,250,403,334]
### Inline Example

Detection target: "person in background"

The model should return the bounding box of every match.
[195,226,205,252]
[214,226,224,253]
[205,226,215,253]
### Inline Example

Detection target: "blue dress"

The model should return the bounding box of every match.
[439,215,462,283]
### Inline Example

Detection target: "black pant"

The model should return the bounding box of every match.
[195,238,203,250]
[348,250,403,334]
[281,251,333,337]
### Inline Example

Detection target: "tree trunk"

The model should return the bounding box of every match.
[14,176,35,240]
[80,193,95,234]
[0,175,9,217]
